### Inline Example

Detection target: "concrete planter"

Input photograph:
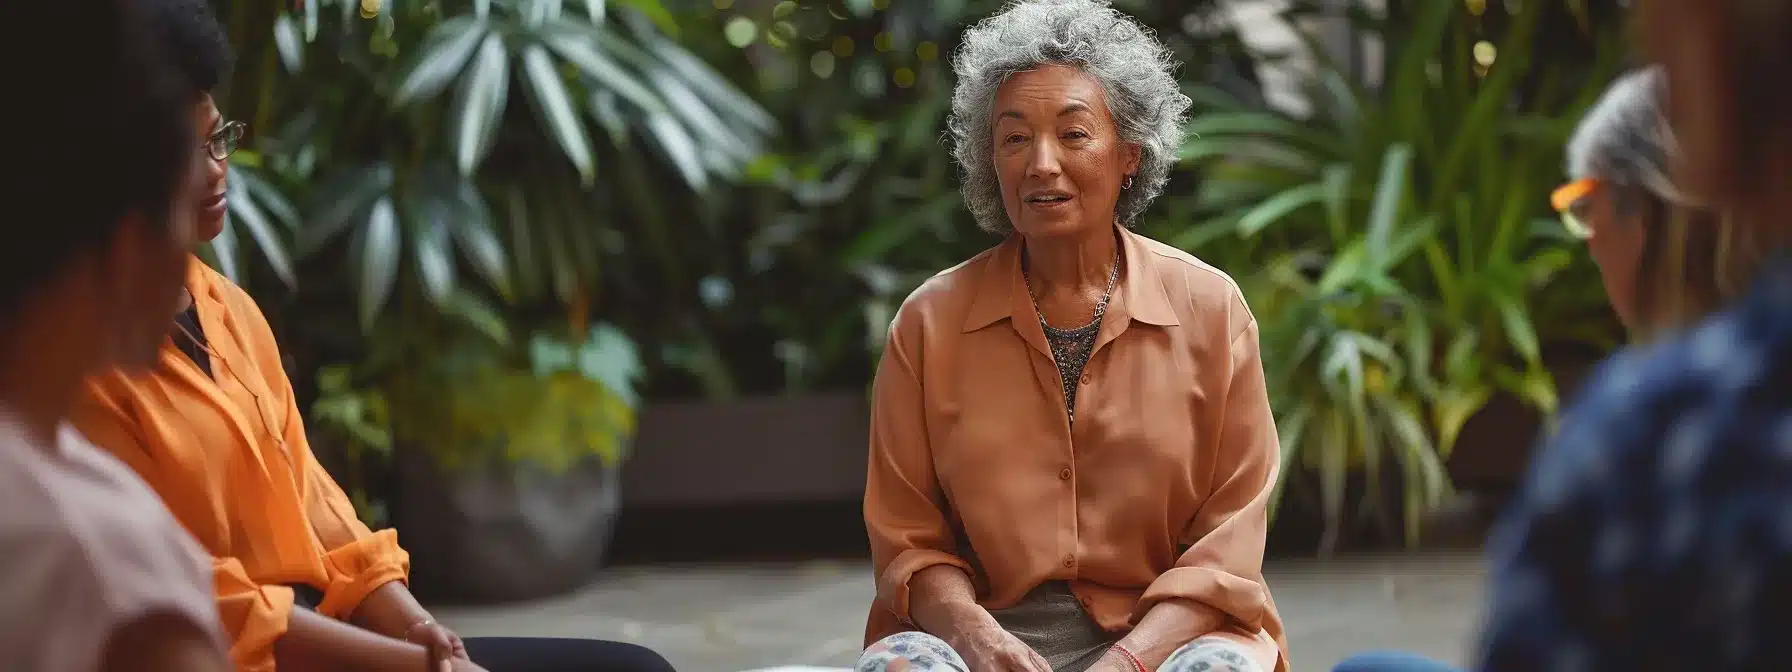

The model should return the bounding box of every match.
[393,448,621,604]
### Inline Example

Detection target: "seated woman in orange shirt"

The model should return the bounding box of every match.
[859,2,1286,672]
[70,2,675,671]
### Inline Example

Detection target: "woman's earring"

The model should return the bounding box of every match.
[1122,175,1134,190]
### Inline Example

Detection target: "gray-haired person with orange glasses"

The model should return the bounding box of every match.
[1550,66,1741,337]
[1331,63,1766,672]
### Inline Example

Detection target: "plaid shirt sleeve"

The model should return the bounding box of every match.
[1475,268,1792,672]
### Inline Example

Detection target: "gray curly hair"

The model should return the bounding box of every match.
[949,0,1191,234]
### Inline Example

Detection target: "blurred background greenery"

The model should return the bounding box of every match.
[210,0,1630,562]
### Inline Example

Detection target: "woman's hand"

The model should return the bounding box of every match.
[956,629,1049,672]
[907,567,1045,671]
[275,608,466,672]
[406,620,470,663]
[942,608,1050,672]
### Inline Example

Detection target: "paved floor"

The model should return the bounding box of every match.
[434,551,1485,672]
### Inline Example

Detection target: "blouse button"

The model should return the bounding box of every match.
[1059,467,1072,481]
[1062,555,1076,568]
[1079,372,1092,385]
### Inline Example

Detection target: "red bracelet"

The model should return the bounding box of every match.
[1112,643,1149,672]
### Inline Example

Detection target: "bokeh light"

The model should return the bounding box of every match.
[811,52,837,79]
[1473,41,1497,67]
[724,17,757,48]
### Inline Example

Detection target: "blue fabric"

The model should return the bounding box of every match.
[1331,651,1463,672]
[1474,259,1792,671]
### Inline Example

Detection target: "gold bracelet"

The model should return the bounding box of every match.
[402,618,436,643]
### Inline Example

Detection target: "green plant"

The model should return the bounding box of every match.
[1160,0,1627,551]
[211,0,774,331]
[315,312,643,473]
[211,0,769,484]
[310,363,395,524]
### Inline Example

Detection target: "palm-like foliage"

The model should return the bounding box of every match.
[203,0,773,479]
[1156,0,1626,551]
[215,0,774,330]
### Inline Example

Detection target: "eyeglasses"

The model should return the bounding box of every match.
[1550,177,1597,240]
[206,121,247,162]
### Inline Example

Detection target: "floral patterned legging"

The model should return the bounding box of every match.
[855,631,1264,672]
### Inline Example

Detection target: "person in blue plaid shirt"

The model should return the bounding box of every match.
[1336,1,1792,670]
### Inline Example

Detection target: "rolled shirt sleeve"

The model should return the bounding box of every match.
[290,404,410,619]
[1136,314,1278,636]
[314,528,410,619]
[865,310,973,628]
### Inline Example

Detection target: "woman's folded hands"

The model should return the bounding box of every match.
[937,603,1050,672]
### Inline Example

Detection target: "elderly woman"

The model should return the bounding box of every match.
[858,2,1287,672]
[1333,65,1743,672]
[1331,44,1792,672]
[1548,66,1733,337]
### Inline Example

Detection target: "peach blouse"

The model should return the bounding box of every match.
[863,227,1288,670]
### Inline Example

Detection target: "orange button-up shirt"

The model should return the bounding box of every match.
[864,227,1288,671]
[71,259,410,671]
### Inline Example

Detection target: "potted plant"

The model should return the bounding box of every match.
[315,310,643,604]
[209,0,776,552]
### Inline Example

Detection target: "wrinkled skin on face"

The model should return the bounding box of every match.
[990,64,1140,239]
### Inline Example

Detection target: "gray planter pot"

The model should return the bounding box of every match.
[393,448,620,605]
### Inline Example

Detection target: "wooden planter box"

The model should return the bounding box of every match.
[619,391,871,508]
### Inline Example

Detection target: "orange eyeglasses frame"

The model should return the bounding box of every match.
[1550,177,1598,239]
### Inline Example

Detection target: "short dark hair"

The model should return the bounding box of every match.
[145,0,235,94]
[0,0,196,317]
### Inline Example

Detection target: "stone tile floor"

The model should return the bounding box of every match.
[434,551,1485,672]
